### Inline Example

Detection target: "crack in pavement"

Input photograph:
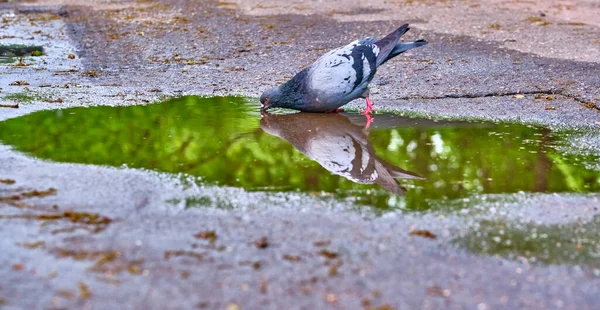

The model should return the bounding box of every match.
[397,90,600,111]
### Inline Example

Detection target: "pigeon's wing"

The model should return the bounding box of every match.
[308,39,380,99]
[306,132,356,175]
[357,38,378,46]
[304,130,379,184]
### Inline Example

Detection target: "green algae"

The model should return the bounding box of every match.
[456,216,600,268]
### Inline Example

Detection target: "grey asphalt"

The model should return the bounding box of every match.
[1,1,600,309]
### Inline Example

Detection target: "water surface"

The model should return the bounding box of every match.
[0,96,598,210]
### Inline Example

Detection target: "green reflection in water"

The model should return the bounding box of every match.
[0,96,598,210]
[456,217,600,268]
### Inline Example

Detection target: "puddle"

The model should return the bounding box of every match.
[0,44,44,64]
[456,216,600,268]
[0,96,598,210]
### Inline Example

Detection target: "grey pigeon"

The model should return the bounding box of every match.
[260,111,424,195]
[260,24,427,116]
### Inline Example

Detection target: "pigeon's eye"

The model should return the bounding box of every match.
[265,98,270,103]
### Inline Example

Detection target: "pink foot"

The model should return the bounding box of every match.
[361,97,374,115]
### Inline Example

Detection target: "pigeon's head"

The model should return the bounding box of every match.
[260,86,283,111]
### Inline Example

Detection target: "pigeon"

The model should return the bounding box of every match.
[260,24,427,122]
[260,111,424,195]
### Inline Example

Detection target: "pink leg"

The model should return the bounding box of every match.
[361,97,375,128]
[361,97,374,115]
[364,113,374,129]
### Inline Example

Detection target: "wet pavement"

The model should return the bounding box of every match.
[1,0,600,309]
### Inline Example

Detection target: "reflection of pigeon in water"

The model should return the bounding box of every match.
[260,112,423,195]
[260,24,427,126]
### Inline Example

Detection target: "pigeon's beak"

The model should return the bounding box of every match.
[260,110,271,127]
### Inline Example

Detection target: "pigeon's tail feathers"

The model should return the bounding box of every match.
[374,161,406,195]
[378,39,428,66]
[396,39,429,52]
[381,160,425,180]
[374,24,410,67]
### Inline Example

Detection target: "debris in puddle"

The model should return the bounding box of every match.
[369,303,394,310]
[0,211,111,232]
[53,69,78,74]
[409,229,437,239]
[0,179,15,184]
[47,97,63,103]
[9,80,30,86]
[53,248,144,275]
[194,230,217,244]
[535,94,555,101]
[85,70,99,77]
[1,187,56,204]
[227,303,240,310]
[18,241,45,249]
[46,272,58,280]
[127,263,143,275]
[328,263,341,276]
[51,226,88,234]
[326,293,337,303]
[0,103,19,109]
[254,237,269,249]
[579,101,598,110]
[239,260,262,270]
[180,270,191,279]
[362,298,372,308]
[260,281,268,294]
[318,249,339,259]
[21,188,56,198]
[313,240,331,247]
[227,66,246,71]
[283,254,301,262]
[57,290,75,299]
[164,250,204,261]
[78,282,92,299]
[427,286,451,297]
[14,57,29,67]
[12,263,25,271]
